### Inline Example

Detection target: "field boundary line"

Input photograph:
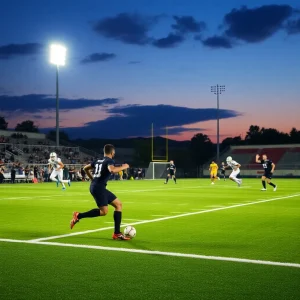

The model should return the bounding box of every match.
[0,238,299,269]
[29,193,300,242]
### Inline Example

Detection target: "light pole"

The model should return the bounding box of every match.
[50,44,66,147]
[211,84,225,163]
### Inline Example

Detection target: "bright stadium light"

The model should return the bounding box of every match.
[50,44,67,147]
[211,85,226,163]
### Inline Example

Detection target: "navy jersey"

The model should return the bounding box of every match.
[260,159,273,173]
[91,157,115,186]
[169,164,176,171]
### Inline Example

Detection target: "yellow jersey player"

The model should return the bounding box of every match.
[209,161,219,184]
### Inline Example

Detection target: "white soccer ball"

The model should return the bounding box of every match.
[226,156,232,162]
[124,225,136,238]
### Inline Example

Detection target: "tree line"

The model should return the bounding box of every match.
[1,116,299,167]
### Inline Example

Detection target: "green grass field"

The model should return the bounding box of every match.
[0,179,299,300]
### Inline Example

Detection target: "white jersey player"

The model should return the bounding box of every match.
[48,152,70,190]
[225,156,242,187]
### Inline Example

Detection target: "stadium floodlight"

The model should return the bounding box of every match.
[211,85,226,163]
[50,44,67,147]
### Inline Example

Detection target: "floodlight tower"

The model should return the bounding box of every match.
[211,85,225,163]
[50,44,66,147]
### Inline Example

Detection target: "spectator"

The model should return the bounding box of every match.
[11,164,16,184]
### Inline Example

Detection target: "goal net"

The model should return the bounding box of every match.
[145,162,169,180]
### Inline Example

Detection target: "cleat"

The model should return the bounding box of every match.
[164,182,167,184]
[218,177,220,180]
[68,179,71,187]
[62,186,66,190]
[273,185,277,192]
[261,188,267,191]
[70,212,79,229]
[211,182,214,185]
[112,233,131,240]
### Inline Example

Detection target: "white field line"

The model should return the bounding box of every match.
[29,193,300,242]
[205,205,227,208]
[0,238,299,269]
[170,212,184,214]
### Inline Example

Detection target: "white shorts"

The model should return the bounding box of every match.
[230,168,240,178]
[51,169,63,180]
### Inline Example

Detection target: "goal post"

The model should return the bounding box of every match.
[151,123,168,162]
[145,162,169,180]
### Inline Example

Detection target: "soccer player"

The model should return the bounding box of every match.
[225,156,242,187]
[164,160,176,184]
[70,144,131,240]
[48,152,70,190]
[255,154,277,191]
[209,161,219,184]
[220,162,226,181]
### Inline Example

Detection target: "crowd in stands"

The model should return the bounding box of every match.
[0,136,9,143]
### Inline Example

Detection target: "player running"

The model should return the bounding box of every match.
[70,144,131,240]
[220,162,226,181]
[164,160,177,184]
[225,156,242,187]
[48,152,70,190]
[209,161,219,184]
[255,154,277,191]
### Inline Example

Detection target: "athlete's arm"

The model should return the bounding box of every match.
[108,164,129,173]
[56,161,64,170]
[271,163,275,173]
[255,154,261,163]
[83,164,93,181]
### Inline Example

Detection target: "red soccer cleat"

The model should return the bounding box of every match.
[70,212,79,229]
[112,233,131,240]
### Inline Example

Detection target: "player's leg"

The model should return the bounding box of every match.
[50,170,59,183]
[229,170,241,185]
[210,173,214,184]
[165,174,170,184]
[173,175,176,183]
[266,176,277,191]
[261,175,267,190]
[58,170,70,189]
[110,193,130,240]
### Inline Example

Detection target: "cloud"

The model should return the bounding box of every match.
[202,35,233,49]
[93,13,157,45]
[152,33,185,48]
[0,94,119,113]
[81,52,116,64]
[172,16,206,34]
[128,61,141,64]
[0,43,44,59]
[167,126,206,135]
[56,104,241,139]
[223,5,294,43]
[286,18,300,34]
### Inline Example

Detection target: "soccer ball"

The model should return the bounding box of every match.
[226,156,232,162]
[124,225,136,238]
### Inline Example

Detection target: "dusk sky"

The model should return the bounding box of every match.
[0,0,300,141]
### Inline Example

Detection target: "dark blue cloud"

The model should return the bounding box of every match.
[202,36,233,49]
[56,104,241,139]
[0,94,119,113]
[152,33,185,48]
[0,43,44,59]
[172,16,206,34]
[223,5,294,43]
[93,13,158,45]
[81,52,116,64]
[286,18,300,34]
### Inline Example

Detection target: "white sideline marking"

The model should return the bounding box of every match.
[0,238,299,269]
[29,193,300,242]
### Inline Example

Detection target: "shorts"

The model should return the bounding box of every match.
[221,170,225,175]
[264,172,272,179]
[51,169,63,180]
[169,170,175,176]
[230,169,240,178]
[90,184,117,207]
[210,172,217,178]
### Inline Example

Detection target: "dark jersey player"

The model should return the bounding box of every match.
[220,162,226,181]
[70,144,130,240]
[164,160,176,184]
[255,154,277,191]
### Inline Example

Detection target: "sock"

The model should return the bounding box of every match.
[166,177,169,183]
[174,177,176,183]
[78,209,100,219]
[268,182,276,188]
[114,211,122,234]
[262,181,266,188]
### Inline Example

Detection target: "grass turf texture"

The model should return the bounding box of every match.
[0,179,299,300]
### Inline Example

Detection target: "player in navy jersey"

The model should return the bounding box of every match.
[70,144,131,240]
[164,160,177,184]
[255,154,277,191]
